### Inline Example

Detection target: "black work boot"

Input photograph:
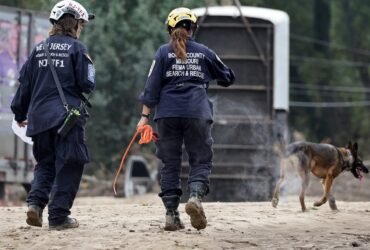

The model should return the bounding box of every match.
[185,182,208,230]
[162,195,184,231]
[26,205,43,227]
[49,217,79,231]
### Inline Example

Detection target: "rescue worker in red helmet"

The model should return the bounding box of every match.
[138,7,235,231]
[11,0,95,230]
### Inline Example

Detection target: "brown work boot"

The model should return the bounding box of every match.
[185,196,207,230]
[26,205,43,227]
[164,209,185,231]
[49,217,79,231]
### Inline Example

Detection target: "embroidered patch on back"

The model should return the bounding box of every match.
[88,64,95,83]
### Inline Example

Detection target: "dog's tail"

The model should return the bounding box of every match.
[273,138,287,158]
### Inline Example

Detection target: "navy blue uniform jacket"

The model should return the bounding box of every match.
[11,35,95,136]
[139,38,235,121]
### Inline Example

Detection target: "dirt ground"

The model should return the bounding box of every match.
[0,194,370,250]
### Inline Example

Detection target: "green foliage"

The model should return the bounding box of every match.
[0,0,50,11]
[235,0,370,154]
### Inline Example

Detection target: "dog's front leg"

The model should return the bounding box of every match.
[319,178,338,210]
[321,178,338,210]
[314,176,333,207]
[328,194,338,210]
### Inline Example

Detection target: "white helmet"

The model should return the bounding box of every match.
[50,0,95,24]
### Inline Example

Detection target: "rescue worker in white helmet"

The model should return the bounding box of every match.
[138,7,235,231]
[11,0,95,230]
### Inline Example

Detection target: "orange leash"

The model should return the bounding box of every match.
[113,125,157,195]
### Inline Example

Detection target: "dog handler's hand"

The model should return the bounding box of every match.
[17,120,28,128]
[137,105,151,130]
[137,116,149,129]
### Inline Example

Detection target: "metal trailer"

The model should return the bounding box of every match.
[179,5,290,202]
[0,5,49,199]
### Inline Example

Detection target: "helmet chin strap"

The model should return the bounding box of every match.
[191,24,198,37]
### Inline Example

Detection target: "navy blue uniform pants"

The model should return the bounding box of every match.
[27,121,89,225]
[156,118,213,197]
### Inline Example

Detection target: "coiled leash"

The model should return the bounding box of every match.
[113,125,158,195]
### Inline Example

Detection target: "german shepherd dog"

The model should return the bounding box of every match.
[272,141,368,212]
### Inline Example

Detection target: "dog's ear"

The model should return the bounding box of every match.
[362,165,369,174]
[353,142,358,155]
[347,141,352,150]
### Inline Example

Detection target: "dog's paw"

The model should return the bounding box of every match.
[330,206,339,211]
[314,201,324,207]
[329,202,338,211]
[314,197,327,207]
[271,198,279,208]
